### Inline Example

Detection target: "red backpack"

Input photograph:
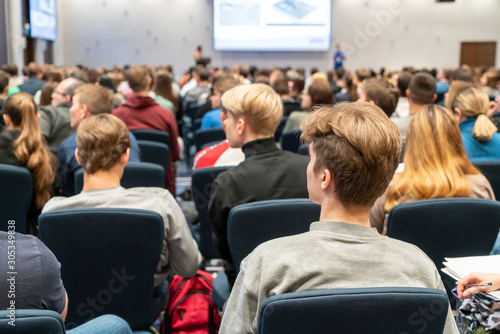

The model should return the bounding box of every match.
[162,270,221,334]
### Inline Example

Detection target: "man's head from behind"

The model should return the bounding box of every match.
[407,72,436,106]
[221,83,282,148]
[76,114,130,175]
[125,65,150,93]
[210,74,241,110]
[357,78,399,117]
[70,84,113,128]
[301,103,401,209]
[51,78,85,107]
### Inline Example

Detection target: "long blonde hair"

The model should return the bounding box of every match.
[385,105,480,211]
[451,86,497,141]
[4,93,55,208]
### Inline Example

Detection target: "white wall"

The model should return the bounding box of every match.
[54,0,500,74]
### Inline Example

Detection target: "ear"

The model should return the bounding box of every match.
[405,89,410,100]
[120,148,130,166]
[368,100,376,105]
[453,107,464,121]
[36,113,41,122]
[81,105,91,119]
[321,169,332,191]
[75,148,81,166]
[3,114,12,128]
[431,93,437,103]
[237,117,246,135]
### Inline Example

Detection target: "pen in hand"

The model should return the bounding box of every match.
[464,283,493,289]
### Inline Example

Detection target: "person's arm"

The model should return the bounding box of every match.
[457,272,500,298]
[38,107,53,143]
[208,175,233,262]
[164,191,201,277]
[127,132,142,162]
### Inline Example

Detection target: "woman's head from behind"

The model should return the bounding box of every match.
[405,104,467,170]
[451,86,497,141]
[3,93,39,130]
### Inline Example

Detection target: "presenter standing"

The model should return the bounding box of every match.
[332,44,346,69]
[194,45,203,65]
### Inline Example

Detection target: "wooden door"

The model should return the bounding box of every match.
[460,42,496,67]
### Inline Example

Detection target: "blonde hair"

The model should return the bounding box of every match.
[3,93,55,208]
[74,84,113,115]
[445,80,472,111]
[221,83,282,137]
[77,114,130,174]
[451,86,497,141]
[301,103,401,208]
[385,105,480,211]
[311,72,329,85]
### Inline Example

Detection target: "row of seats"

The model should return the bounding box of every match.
[4,196,498,332]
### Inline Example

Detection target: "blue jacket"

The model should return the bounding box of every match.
[57,132,142,196]
[460,117,500,162]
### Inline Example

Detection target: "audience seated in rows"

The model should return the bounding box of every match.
[392,72,437,140]
[220,103,459,333]
[283,82,333,133]
[0,93,56,232]
[208,83,309,287]
[153,71,179,114]
[58,84,142,196]
[113,65,179,194]
[39,77,85,148]
[451,86,500,161]
[43,114,201,285]
[370,105,494,234]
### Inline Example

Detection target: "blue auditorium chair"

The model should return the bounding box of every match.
[0,164,32,234]
[38,208,166,331]
[191,166,232,259]
[280,130,302,153]
[137,140,170,173]
[130,129,171,149]
[258,287,449,334]
[194,128,226,153]
[0,310,65,333]
[74,162,166,194]
[473,161,500,200]
[212,199,320,309]
[387,197,500,305]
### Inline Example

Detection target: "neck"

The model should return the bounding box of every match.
[82,169,121,191]
[409,102,426,115]
[135,90,149,97]
[243,133,272,145]
[319,199,371,227]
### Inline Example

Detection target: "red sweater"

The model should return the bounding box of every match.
[113,95,180,194]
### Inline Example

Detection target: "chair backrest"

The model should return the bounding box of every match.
[228,199,320,271]
[191,166,232,258]
[0,309,65,334]
[130,129,171,148]
[280,130,302,153]
[74,162,166,194]
[274,116,288,142]
[297,144,309,156]
[194,128,226,153]
[387,198,500,268]
[38,208,164,330]
[137,140,170,172]
[258,287,449,334]
[473,161,500,200]
[0,164,32,234]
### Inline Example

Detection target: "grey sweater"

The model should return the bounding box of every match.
[220,221,459,334]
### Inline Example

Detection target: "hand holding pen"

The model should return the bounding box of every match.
[456,272,500,298]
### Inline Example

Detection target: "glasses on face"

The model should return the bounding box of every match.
[53,88,68,96]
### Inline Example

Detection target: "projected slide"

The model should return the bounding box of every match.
[214,0,331,51]
[30,0,57,41]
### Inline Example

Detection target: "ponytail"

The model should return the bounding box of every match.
[472,114,498,141]
[5,93,55,208]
